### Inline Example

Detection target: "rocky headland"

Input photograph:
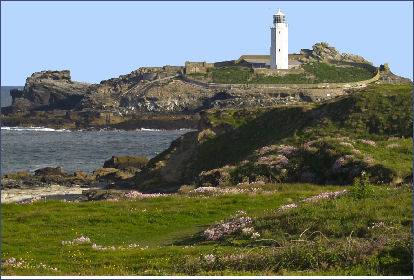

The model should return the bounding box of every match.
[2,42,410,130]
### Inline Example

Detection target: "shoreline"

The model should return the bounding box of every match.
[1,125,196,132]
[1,111,200,131]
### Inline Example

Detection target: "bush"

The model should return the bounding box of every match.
[349,171,373,199]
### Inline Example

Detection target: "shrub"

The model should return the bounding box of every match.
[349,171,373,199]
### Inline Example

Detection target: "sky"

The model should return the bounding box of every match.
[1,1,413,85]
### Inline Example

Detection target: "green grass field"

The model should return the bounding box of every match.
[196,62,375,84]
[2,183,411,275]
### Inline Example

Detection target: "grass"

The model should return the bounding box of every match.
[250,73,311,84]
[2,184,343,275]
[195,62,376,84]
[2,184,411,275]
[303,62,374,83]
[210,66,252,84]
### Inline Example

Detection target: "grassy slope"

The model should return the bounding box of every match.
[193,84,412,178]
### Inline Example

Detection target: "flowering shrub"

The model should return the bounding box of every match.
[303,140,319,149]
[302,190,348,203]
[2,257,58,271]
[278,203,298,211]
[203,254,216,264]
[124,191,168,199]
[363,156,375,165]
[203,211,253,241]
[368,221,386,230]
[241,227,255,236]
[339,142,354,148]
[256,145,279,155]
[350,171,373,199]
[277,145,297,156]
[256,155,289,167]
[92,243,116,251]
[91,243,147,251]
[61,235,91,245]
[351,148,362,155]
[360,139,377,146]
[332,155,354,173]
[386,143,400,149]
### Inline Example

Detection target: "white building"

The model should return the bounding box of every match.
[270,9,288,69]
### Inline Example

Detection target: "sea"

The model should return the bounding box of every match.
[0,86,192,174]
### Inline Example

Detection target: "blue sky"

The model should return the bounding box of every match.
[1,1,412,85]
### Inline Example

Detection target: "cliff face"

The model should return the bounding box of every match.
[9,70,91,112]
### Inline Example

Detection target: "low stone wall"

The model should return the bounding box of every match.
[185,61,214,74]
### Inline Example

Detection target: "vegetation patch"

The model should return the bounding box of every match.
[190,62,376,84]
[192,84,412,182]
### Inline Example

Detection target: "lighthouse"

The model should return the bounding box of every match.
[270,9,288,69]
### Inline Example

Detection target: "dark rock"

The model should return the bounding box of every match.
[196,166,234,187]
[9,70,90,112]
[103,156,148,170]
[3,171,31,180]
[34,167,66,177]
[82,189,124,201]
[93,167,135,182]
[73,171,91,180]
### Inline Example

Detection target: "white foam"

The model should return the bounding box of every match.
[138,128,162,132]
[1,126,69,132]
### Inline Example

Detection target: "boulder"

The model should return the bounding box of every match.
[103,156,148,170]
[93,167,135,181]
[34,167,66,177]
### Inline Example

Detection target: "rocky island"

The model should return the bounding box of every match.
[2,42,410,130]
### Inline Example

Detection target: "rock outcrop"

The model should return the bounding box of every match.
[301,42,373,66]
[376,64,412,84]
[10,70,91,112]
[103,155,148,170]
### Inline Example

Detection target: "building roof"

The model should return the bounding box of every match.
[237,55,270,64]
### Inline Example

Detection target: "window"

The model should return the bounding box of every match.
[278,49,281,52]
[279,31,280,34]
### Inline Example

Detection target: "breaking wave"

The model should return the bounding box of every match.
[1,126,69,132]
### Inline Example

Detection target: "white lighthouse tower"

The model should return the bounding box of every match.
[270,9,288,69]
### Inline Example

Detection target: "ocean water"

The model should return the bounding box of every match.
[1,127,192,174]
[1,86,22,107]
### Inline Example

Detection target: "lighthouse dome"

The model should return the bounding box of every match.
[273,9,286,24]
[275,9,285,16]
